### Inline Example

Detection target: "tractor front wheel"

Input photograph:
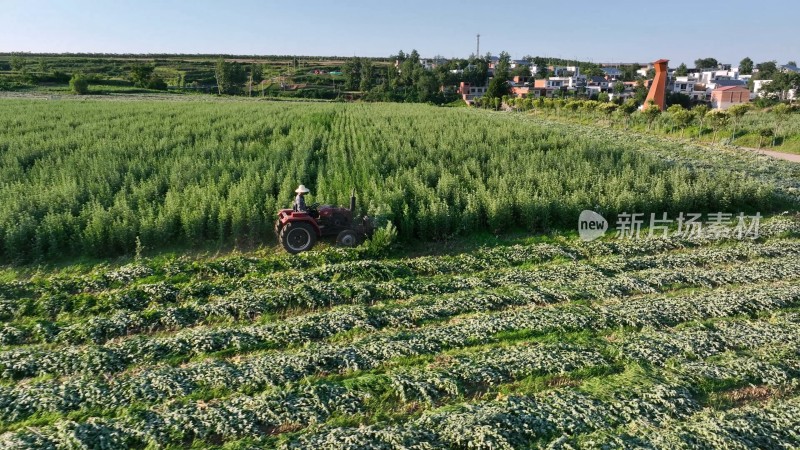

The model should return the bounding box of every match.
[280,222,317,254]
[336,229,359,247]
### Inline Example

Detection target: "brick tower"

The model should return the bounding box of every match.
[645,59,669,111]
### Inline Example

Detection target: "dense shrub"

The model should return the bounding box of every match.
[68,73,89,94]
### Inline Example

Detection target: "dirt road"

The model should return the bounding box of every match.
[738,147,800,163]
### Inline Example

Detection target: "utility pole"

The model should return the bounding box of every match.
[476,34,480,58]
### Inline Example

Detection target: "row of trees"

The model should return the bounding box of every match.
[500,95,797,147]
[337,50,655,104]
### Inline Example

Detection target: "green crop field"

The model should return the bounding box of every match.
[1,98,798,263]
[1,97,800,449]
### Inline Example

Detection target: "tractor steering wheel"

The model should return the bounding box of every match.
[307,203,320,218]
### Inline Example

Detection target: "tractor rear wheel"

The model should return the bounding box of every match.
[280,222,317,254]
[336,229,359,247]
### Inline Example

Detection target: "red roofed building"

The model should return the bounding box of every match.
[710,86,750,110]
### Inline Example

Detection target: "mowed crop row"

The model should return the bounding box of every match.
[2,238,798,348]
[0,216,799,448]
[1,98,796,261]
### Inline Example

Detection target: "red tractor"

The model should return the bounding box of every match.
[274,190,374,253]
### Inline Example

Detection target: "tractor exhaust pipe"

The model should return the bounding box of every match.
[350,188,356,213]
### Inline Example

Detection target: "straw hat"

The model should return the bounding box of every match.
[295,184,310,194]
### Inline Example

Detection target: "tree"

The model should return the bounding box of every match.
[758,128,774,147]
[10,54,26,72]
[706,109,729,143]
[692,104,709,137]
[739,57,753,75]
[146,76,167,90]
[69,73,89,95]
[646,68,656,79]
[496,51,511,78]
[666,92,691,109]
[214,58,246,95]
[694,57,718,70]
[641,101,661,130]
[789,61,797,67]
[634,79,647,104]
[128,62,167,91]
[667,105,693,137]
[485,76,510,107]
[756,61,778,78]
[215,58,229,95]
[359,59,374,92]
[617,98,638,128]
[248,64,263,97]
[582,66,605,77]
[342,57,362,91]
[536,64,549,79]
[37,58,49,74]
[130,63,155,88]
[727,104,750,138]
[760,72,800,101]
[511,65,530,77]
[675,63,688,76]
[598,102,617,118]
[617,64,638,81]
[597,92,610,102]
[772,103,792,146]
[415,72,438,102]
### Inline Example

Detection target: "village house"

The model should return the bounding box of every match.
[600,67,622,79]
[457,81,487,104]
[710,85,750,109]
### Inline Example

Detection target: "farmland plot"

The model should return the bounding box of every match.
[0,215,799,449]
[1,99,798,262]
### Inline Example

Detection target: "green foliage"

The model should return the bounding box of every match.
[739,57,753,75]
[495,51,511,78]
[10,54,26,72]
[641,102,661,127]
[756,60,778,78]
[129,63,155,87]
[485,76,509,103]
[666,92,691,109]
[68,73,89,94]
[694,57,719,70]
[214,58,246,95]
[0,100,794,262]
[145,75,167,90]
[2,218,800,447]
[360,222,397,257]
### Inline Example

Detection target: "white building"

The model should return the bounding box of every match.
[752,79,771,98]
[420,58,448,70]
[545,75,586,89]
[672,76,697,95]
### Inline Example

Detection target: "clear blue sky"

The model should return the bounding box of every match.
[2,0,797,67]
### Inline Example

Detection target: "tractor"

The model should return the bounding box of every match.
[274,189,374,253]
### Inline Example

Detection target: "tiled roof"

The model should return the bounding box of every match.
[713,85,748,91]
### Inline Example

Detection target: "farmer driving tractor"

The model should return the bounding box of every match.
[275,184,374,253]
[293,184,310,212]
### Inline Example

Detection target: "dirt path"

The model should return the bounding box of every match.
[737,146,800,163]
